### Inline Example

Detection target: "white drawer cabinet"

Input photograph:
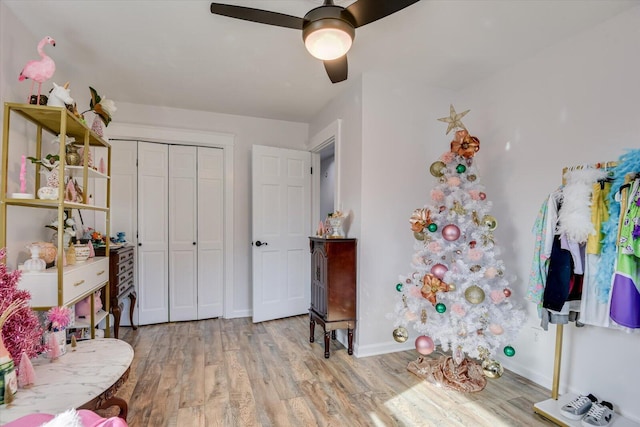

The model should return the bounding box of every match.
[18,257,109,307]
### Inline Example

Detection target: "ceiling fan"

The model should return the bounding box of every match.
[210,0,420,83]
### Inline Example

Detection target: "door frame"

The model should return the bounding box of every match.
[309,119,342,227]
[109,123,235,319]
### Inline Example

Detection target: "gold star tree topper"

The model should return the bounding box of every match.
[438,104,470,135]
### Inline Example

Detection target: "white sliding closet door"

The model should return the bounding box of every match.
[169,145,198,321]
[138,142,169,325]
[197,146,224,319]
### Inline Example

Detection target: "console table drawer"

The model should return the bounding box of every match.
[18,257,110,307]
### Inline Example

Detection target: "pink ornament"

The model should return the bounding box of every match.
[503,288,512,297]
[442,224,461,241]
[415,335,435,355]
[469,190,481,200]
[408,285,422,298]
[430,263,448,280]
[20,155,26,193]
[479,192,487,200]
[441,151,455,163]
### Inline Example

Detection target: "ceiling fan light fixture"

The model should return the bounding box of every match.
[303,18,354,61]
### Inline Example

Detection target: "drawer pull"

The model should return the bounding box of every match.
[74,279,85,287]
[97,270,106,276]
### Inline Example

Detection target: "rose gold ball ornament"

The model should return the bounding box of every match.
[464,285,485,304]
[415,335,435,355]
[479,192,487,200]
[429,161,446,177]
[503,288,512,297]
[482,215,497,231]
[430,263,448,280]
[482,359,504,379]
[393,327,409,343]
[442,224,461,241]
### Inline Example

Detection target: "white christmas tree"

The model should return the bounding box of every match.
[390,106,524,388]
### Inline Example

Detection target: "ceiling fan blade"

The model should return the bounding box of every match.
[324,56,348,84]
[210,3,304,29]
[344,0,420,28]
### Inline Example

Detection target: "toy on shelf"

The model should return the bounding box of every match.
[18,36,56,105]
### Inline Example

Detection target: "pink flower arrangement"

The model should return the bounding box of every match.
[46,306,72,332]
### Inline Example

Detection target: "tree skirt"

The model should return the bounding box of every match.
[407,355,487,392]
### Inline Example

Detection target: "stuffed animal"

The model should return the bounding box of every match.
[74,291,103,318]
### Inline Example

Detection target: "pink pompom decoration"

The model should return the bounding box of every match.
[469,190,481,200]
[431,189,445,202]
[441,151,455,163]
[489,324,504,335]
[415,335,435,355]
[427,241,442,253]
[468,248,484,261]
[452,303,466,316]
[408,285,423,298]
[447,176,461,187]
[485,267,498,278]
[490,289,506,303]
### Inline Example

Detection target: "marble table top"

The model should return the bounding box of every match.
[0,339,133,425]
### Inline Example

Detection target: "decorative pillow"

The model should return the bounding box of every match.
[40,409,83,427]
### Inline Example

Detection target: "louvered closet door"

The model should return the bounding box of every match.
[169,145,198,321]
[138,142,169,325]
[197,146,224,319]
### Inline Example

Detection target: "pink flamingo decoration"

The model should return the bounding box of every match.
[18,36,56,105]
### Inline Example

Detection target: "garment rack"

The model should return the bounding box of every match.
[532,161,639,427]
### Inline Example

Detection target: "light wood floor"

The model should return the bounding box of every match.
[114,315,556,427]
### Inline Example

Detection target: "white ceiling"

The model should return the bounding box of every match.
[3,0,637,123]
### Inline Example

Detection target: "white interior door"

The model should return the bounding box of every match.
[197,146,224,319]
[138,142,169,325]
[169,145,198,321]
[252,145,311,323]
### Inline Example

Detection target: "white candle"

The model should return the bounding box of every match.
[20,155,26,193]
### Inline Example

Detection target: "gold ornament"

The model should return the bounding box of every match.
[472,210,480,226]
[451,201,467,215]
[421,309,427,324]
[482,359,504,379]
[481,233,495,246]
[464,285,485,304]
[429,161,446,177]
[393,327,409,343]
[438,104,469,135]
[402,295,408,308]
[470,265,481,272]
[482,215,498,231]
[448,283,456,291]
[467,174,477,182]
[414,231,425,241]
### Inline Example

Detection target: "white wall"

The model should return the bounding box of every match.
[309,4,640,422]
[460,6,640,421]
[102,102,309,318]
[0,3,310,317]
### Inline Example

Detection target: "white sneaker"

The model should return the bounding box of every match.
[561,394,597,420]
[581,401,614,427]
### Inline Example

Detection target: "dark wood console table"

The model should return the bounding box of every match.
[95,246,137,338]
[309,237,357,358]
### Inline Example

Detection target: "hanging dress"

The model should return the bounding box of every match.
[609,178,640,329]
